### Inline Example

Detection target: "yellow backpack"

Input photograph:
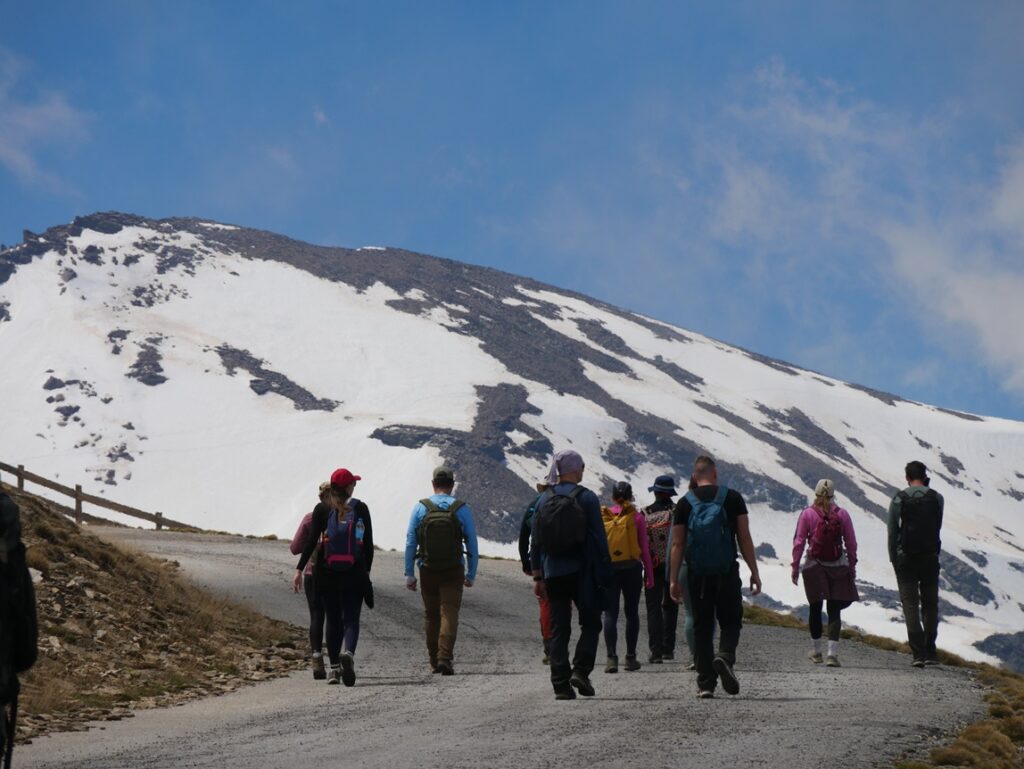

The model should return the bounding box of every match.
[602,503,641,563]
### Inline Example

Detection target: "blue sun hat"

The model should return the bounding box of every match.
[648,475,677,496]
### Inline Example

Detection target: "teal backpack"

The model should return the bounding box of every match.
[684,487,736,576]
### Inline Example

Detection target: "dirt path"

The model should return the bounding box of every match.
[18,529,986,769]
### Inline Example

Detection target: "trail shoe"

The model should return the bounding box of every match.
[686,659,697,671]
[554,685,576,700]
[697,689,714,699]
[624,655,641,672]
[925,658,941,667]
[808,651,824,664]
[648,653,663,664]
[340,651,356,687]
[430,661,441,674]
[311,654,326,680]
[825,655,841,667]
[437,660,455,676]
[327,665,342,685]
[662,651,675,661]
[912,659,926,669]
[713,656,740,696]
[570,670,595,697]
[605,655,619,674]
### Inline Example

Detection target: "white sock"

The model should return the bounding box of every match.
[812,638,823,654]
[828,640,839,657]
[312,651,323,659]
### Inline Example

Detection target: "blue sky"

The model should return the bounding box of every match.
[3,2,1024,419]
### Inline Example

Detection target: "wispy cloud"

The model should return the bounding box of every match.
[0,49,90,194]
[312,105,329,126]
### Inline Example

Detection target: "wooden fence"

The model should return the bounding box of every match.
[0,461,199,531]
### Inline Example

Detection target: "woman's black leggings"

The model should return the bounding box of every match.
[603,564,643,657]
[303,574,325,654]
[808,599,844,641]
[318,581,364,665]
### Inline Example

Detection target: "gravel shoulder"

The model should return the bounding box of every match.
[17,529,987,769]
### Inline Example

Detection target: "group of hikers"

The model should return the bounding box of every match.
[287,452,946,700]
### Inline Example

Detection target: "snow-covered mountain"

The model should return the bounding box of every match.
[2,212,1023,668]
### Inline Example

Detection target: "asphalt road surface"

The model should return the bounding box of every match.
[18,529,986,769]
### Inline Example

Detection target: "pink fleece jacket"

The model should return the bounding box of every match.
[791,505,858,577]
[290,511,315,576]
[609,503,656,589]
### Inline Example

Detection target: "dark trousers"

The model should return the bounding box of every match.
[303,574,326,654]
[808,600,845,641]
[603,563,643,657]
[896,554,940,661]
[645,567,679,656]
[318,580,364,664]
[546,572,602,690]
[688,563,743,693]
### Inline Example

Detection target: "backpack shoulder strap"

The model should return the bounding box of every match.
[897,491,910,503]
[568,486,584,500]
[420,498,439,513]
[447,499,465,516]
[713,486,729,506]
[683,490,699,508]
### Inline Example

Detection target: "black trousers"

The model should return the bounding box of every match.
[645,567,679,656]
[546,572,601,690]
[895,554,940,661]
[808,600,846,641]
[688,563,743,693]
[303,573,326,654]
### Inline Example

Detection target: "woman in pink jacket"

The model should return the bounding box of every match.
[791,479,859,667]
[601,481,656,673]
[290,481,330,680]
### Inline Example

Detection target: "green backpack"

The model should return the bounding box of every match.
[417,499,466,571]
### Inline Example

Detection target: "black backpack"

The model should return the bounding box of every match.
[1,492,38,769]
[533,487,587,557]
[898,489,942,556]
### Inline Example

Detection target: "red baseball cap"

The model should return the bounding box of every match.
[330,468,361,489]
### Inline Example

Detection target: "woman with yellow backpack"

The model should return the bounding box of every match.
[601,482,655,673]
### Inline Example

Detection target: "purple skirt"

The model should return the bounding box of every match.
[802,562,859,604]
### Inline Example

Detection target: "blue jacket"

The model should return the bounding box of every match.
[404,493,480,581]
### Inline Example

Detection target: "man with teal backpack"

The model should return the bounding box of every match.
[404,466,479,676]
[669,455,761,699]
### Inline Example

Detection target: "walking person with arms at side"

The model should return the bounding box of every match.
[518,480,552,665]
[888,461,944,668]
[670,455,761,699]
[791,479,859,667]
[292,468,374,687]
[290,481,331,680]
[601,481,655,673]
[643,474,683,665]
[404,466,479,676]
[531,450,614,700]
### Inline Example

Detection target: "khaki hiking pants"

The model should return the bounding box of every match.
[420,565,465,664]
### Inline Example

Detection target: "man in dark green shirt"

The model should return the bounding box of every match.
[887,460,944,667]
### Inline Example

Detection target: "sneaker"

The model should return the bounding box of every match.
[327,665,341,685]
[912,659,926,669]
[648,653,664,664]
[825,655,841,668]
[712,656,739,696]
[686,659,697,671]
[808,651,824,664]
[340,651,356,687]
[437,660,455,676]
[542,654,550,666]
[311,655,326,680]
[570,670,595,697]
[697,689,714,699]
[554,685,576,700]
[605,655,619,674]
[624,655,641,672]
[925,658,941,667]
[662,651,675,661]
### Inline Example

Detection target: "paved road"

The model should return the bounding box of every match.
[19,530,986,769]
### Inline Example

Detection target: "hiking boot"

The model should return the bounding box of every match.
[825,655,841,668]
[624,655,641,672]
[542,653,550,665]
[662,651,675,661]
[697,689,714,699]
[912,659,926,668]
[925,658,941,667]
[605,655,619,674]
[570,670,595,697]
[327,665,342,685]
[554,685,576,700]
[340,651,356,687]
[712,656,739,696]
[808,651,824,664]
[311,654,326,680]
[648,653,663,664]
[437,660,454,676]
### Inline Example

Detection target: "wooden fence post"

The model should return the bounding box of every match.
[74,484,83,524]
[155,512,163,531]
[17,464,24,490]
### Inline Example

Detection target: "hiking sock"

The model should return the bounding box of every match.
[808,638,823,663]
[328,665,342,685]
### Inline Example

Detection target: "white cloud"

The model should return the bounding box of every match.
[312,105,329,126]
[0,48,90,193]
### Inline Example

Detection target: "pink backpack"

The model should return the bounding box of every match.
[808,508,843,562]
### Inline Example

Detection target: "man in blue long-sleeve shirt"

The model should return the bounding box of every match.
[404,465,479,675]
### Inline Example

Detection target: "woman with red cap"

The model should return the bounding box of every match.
[293,468,374,686]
